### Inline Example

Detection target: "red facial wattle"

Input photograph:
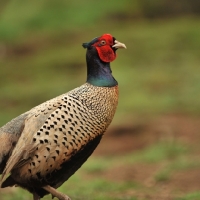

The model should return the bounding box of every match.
[92,34,117,63]
[95,46,116,62]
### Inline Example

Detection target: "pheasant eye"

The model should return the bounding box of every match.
[100,40,106,45]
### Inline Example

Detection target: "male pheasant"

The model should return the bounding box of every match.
[0,33,126,200]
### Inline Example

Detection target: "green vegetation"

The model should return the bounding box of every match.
[0,2,200,125]
[0,1,200,200]
[176,192,200,200]
[1,139,200,200]
[1,16,200,124]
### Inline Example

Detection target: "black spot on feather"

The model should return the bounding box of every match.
[61,115,65,119]
[46,147,50,152]
[56,150,60,155]
[54,140,58,144]
[54,134,58,139]
[45,131,49,135]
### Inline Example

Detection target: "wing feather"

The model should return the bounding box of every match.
[1,96,65,183]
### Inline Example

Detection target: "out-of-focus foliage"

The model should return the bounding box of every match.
[0,0,200,41]
[0,1,200,125]
[134,0,200,18]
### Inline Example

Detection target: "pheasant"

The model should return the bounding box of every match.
[0,33,126,200]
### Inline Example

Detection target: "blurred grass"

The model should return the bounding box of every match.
[0,1,200,200]
[1,16,200,125]
[176,192,200,200]
[1,139,199,200]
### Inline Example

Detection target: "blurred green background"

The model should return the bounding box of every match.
[0,0,200,200]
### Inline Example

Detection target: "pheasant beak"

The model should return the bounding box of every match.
[112,40,127,49]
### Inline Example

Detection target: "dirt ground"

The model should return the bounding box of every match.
[93,114,200,200]
[1,114,199,200]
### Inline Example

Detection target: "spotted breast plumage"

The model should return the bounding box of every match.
[0,34,126,200]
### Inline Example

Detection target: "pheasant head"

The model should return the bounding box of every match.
[82,33,126,87]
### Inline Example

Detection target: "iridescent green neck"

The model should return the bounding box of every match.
[86,48,118,87]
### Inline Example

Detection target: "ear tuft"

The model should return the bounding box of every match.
[82,37,99,49]
[82,43,89,49]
